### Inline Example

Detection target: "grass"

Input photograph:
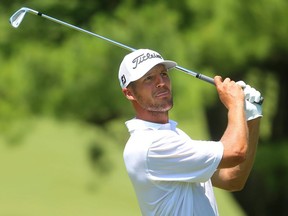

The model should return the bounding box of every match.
[0,117,246,216]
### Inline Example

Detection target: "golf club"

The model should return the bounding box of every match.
[9,7,264,104]
[9,7,215,83]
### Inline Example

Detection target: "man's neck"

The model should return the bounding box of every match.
[135,111,169,124]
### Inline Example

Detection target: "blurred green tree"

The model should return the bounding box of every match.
[1,0,288,215]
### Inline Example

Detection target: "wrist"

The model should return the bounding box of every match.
[228,105,246,123]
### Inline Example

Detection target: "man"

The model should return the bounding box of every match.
[118,49,262,216]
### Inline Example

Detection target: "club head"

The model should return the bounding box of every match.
[9,7,29,28]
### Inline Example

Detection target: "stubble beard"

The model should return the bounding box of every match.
[135,93,173,113]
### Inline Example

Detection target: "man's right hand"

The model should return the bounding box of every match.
[214,76,245,111]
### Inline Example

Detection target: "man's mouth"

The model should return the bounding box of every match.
[155,90,170,98]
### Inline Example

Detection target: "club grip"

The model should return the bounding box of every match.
[197,73,264,105]
[196,74,215,85]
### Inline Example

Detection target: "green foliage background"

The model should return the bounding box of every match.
[1,0,288,215]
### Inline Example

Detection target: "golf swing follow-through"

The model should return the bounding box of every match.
[10,7,263,216]
[10,6,265,99]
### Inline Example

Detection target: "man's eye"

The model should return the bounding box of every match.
[145,76,152,81]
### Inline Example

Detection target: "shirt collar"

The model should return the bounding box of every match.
[125,118,177,133]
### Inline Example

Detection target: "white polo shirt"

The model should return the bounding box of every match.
[123,119,224,216]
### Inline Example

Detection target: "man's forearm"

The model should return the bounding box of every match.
[212,118,261,191]
[235,118,261,183]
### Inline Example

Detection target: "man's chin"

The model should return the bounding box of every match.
[153,103,173,112]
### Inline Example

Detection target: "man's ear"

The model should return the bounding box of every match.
[122,88,135,101]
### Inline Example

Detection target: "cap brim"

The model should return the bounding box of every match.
[162,60,177,70]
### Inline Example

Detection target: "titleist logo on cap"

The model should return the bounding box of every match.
[132,52,163,69]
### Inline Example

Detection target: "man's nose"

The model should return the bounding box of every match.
[156,75,165,88]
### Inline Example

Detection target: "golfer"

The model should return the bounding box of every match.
[118,49,262,216]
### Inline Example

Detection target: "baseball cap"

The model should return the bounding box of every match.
[118,49,177,89]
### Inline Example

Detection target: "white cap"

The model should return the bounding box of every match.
[118,49,177,88]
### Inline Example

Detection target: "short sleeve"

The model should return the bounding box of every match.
[147,131,223,183]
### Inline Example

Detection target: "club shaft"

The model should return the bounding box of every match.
[26,9,136,52]
[19,8,215,85]
[175,66,215,84]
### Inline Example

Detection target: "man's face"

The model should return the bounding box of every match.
[128,64,173,112]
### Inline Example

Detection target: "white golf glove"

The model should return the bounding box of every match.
[236,81,263,121]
